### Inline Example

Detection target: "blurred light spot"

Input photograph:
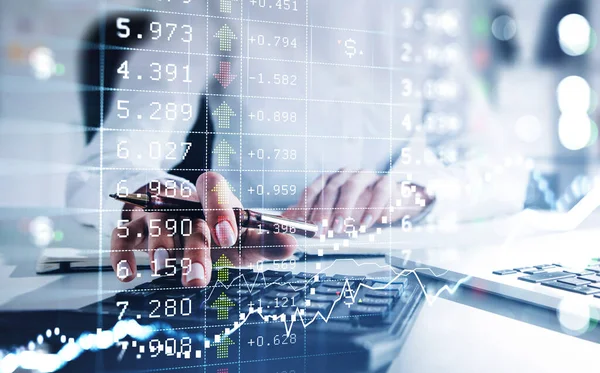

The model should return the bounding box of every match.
[29,216,54,247]
[515,115,542,143]
[473,48,491,69]
[441,10,460,37]
[491,15,517,41]
[525,158,535,170]
[558,14,591,56]
[558,113,592,150]
[557,76,591,113]
[558,297,591,335]
[472,16,490,37]
[29,47,56,80]
[54,63,65,76]
[54,230,64,242]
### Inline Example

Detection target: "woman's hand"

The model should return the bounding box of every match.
[284,170,425,236]
[110,172,297,286]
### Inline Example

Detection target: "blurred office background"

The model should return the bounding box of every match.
[0,0,599,210]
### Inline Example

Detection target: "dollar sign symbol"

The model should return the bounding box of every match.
[344,38,357,58]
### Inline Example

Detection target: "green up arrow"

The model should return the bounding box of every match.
[219,0,238,14]
[214,24,237,52]
[212,102,236,129]
[216,334,235,359]
[212,139,236,167]
[210,180,235,205]
[214,254,234,282]
[211,292,235,320]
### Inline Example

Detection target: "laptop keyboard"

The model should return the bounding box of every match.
[493,263,600,297]
[100,268,419,327]
[80,267,424,371]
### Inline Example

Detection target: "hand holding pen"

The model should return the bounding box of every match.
[109,172,313,287]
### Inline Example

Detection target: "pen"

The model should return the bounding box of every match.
[109,193,319,238]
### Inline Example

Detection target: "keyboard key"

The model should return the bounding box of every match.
[541,281,600,295]
[514,267,539,273]
[321,281,347,288]
[534,264,557,270]
[287,276,310,287]
[305,301,332,312]
[371,277,408,285]
[307,294,340,302]
[523,269,545,275]
[493,269,518,275]
[243,272,264,282]
[578,275,600,283]
[332,274,366,282]
[518,271,575,283]
[586,264,600,273]
[561,268,594,276]
[350,305,389,325]
[295,299,330,310]
[350,305,388,316]
[262,270,292,280]
[358,297,394,307]
[558,278,592,287]
[315,286,343,295]
[297,272,325,280]
[364,288,400,298]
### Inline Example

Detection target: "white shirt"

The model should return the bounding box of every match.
[67,0,529,237]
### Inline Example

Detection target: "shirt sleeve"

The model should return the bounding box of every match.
[66,5,207,237]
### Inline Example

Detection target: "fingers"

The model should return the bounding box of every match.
[146,212,177,274]
[310,170,353,235]
[351,188,373,227]
[196,172,242,248]
[289,173,331,222]
[110,217,146,282]
[361,176,393,229]
[182,218,212,287]
[331,171,376,234]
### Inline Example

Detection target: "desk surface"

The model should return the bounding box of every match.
[0,209,598,372]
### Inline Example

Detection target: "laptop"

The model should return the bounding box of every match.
[388,212,600,324]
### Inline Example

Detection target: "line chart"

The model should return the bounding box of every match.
[0,260,470,373]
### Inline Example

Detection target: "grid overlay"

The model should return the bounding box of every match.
[96,0,470,371]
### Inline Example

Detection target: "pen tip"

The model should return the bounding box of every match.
[109,193,118,199]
